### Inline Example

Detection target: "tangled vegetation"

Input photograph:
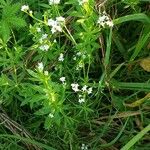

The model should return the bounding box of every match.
[0,0,150,150]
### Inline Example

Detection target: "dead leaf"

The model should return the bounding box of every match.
[124,93,150,107]
[140,57,150,72]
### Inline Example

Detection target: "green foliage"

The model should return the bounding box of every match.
[0,0,150,150]
[0,0,26,43]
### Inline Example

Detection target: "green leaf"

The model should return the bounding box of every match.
[0,21,10,43]
[114,13,150,24]
[9,17,26,28]
[121,124,150,150]
[44,116,53,129]
[130,25,150,61]
[27,69,39,79]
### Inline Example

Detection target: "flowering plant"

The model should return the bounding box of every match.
[0,0,149,149]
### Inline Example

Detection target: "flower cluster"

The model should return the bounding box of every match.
[82,85,92,94]
[58,53,64,61]
[71,83,92,94]
[37,62,44,72]
[38,33,51,51]
[81,144,88,150]
[21,5,33,15]
[21,5,29,12]
[71,83,80,92]
[39,44,49,51]
[37,62,49,76]
[97,12,114,28]
[48,17,65,34]
[73,51,87,61]
[60,77,66,85]
[71,83,93,103]
[78,95,85,103]
[49,0,60,5]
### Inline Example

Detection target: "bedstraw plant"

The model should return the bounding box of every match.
[0,0,150,150]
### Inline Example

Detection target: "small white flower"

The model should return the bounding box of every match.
[48,18,63,34]
[56,16,65,22]
[78,0,88,5]
[79,98,85,103]
[58,53,64,61]
[40,34,48,43]
[82,85,88,92]
[73,56,77,60]
[87,87,92,94]
[76,52,82,56]
[44,71,49,76]
[97,15,108,24]
[53,25,62,32]
[60,77,66,84]
[39,44,49,51]
[53,39,57,43]
[71,83,80,92]
[21,5,29,12]
[79,94,82,98]
[41,34,48,39]
[48,113,54,118]
[48,19,57,26]
[36,27,41,32]
[78,62,83,68]
[106,20,114,27]
[81,144,88,150]
[97,12,113,28]
[37,62,44,72]
[49,0,60,5]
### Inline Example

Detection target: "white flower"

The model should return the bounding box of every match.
[48,19,57,26]
[106,20,114,27]
[58,53,64,61]
[52,25,62,33]
[39,34,48,43]
[49,0,60,5]
[41,34,48,39]
[79,98,85,103]
[44,71,49,76]
[73,56,77,60]
[37,62,44,72]
[56,16,65,22]
[39,44,49,51]
[48,18,64,33]
[48,113,54,118]
[36,27,41,32]
[97,12,113,28]
[97,15,108,24]
[21,5,29,12]
[82,85,88,92]
[60,77,66,84]
[81,144,88,150]
[79,94,82,98]
[78,0,88,5]
[71,83,80,92]
[76,52,82,56]
[87,87,92,94]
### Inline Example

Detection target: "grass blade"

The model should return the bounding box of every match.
[130,25,150,61]
[114,13,150,24]
[121,123,150,150]
[0,134,56,150]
